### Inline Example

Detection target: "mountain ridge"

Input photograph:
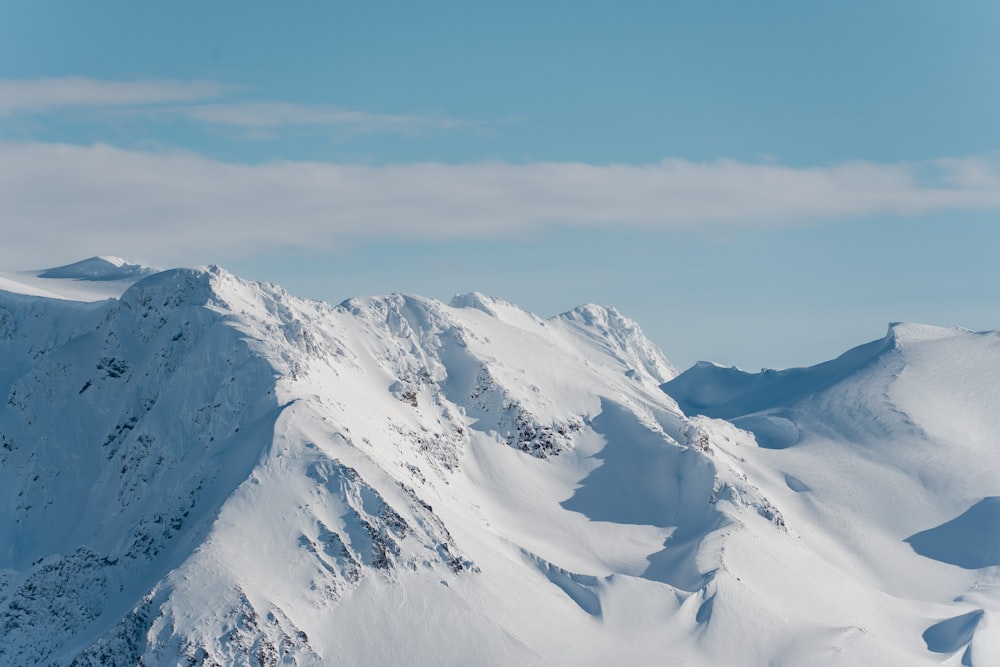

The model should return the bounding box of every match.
[1,261,998,665]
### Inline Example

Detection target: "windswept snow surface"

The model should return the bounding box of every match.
[663,323,1000,665]
[0,264,996,666]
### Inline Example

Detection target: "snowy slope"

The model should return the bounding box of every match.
[0,262,996,665]
[664,323,1000,666]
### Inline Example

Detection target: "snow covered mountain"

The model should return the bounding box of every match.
[0,256,156,302]
[0,261,997,666]
[663,323,1000,665]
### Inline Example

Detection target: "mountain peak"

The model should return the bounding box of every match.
[449,291,526,317]
[886,321,970,346]
[0,257,159,302]
[556,302,677,383]
[37,256,156,282]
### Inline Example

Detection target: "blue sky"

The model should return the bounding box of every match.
[1,1,998,369]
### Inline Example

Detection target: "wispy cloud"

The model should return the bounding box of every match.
[0,77,233,115]
[0,77,473,135]
[174,102,474,133]
[1,142,998,267]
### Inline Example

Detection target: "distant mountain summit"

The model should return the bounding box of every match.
[0,257,157,302]
[1,260,997,666]
[37,256,156,281]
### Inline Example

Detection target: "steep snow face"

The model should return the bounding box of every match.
[663,322,1000,665]
[555,302,677,385]
[0,268,282,665]
[2,264,995,666]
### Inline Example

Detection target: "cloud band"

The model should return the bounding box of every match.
[1,141,997,267]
